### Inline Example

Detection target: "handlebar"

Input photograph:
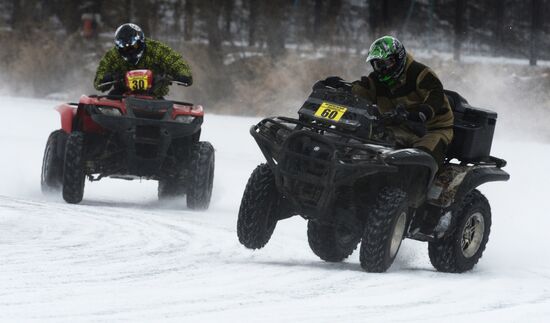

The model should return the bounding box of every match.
[153,74,190,87]
[97,73,190,93]
[97,79,121,89]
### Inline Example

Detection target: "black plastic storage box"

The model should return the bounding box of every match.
[445,90,497,162]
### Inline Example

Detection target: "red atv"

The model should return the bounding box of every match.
[41,69,215,209]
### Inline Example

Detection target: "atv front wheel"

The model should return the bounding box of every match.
[360,187,408,273]
[41,130,67,193]
[428,189,491,273]
[186,141,215,210]
[308,220,362,262]
[62,131,86,204]
[237,164,280,249]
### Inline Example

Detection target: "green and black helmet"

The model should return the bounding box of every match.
[366,36,407,85]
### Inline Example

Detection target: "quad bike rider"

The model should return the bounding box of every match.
[334,36,453,169]
[40,24,214,209]
[94,23,193,98]
[237,36,509,273]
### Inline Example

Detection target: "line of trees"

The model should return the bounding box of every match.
[1,0,549,64]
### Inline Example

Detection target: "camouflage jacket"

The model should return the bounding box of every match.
[351,54,454,131]
[94,39,192,97]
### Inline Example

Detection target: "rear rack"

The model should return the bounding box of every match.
[446,155,507,168]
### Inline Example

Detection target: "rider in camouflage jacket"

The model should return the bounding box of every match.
[94,23,192,98]
[350,36,453,167]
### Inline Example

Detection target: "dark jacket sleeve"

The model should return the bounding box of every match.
[157,42,193,86]
[351,76,376,103]
[94,49,121,91]
[416,69,450,117]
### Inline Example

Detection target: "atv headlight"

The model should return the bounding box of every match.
[175,115,196,123]
[97,106,122,116]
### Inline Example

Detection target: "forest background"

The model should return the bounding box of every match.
[0,0,549,138]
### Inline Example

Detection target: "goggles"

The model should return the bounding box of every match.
[117,42,140,56]
[371,57,397,74]
[116,35,141,52]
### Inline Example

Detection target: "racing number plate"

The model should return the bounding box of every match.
[314,102,347,121]
[127,74,149,91]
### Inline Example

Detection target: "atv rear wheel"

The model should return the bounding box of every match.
[186,141,215,210]
[41,130,66,193]
[308,220,362,262]
[237,164,280,249]
[62,131,86,204]
[360,187,408,273]
[428,189,491,273]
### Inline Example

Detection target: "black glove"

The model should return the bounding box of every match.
[98,73,123,91]
[100,75,113,84]
[407,104,434,123]
[153,74,168,86]
[392,104,428,137]
[175,75,192,86]
[393,104,410,123]
[101,72,124,84]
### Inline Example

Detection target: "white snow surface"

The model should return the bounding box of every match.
[0,96,549,322]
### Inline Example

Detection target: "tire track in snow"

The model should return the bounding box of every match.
[1,98,550,321]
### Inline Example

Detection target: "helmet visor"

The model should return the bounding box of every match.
[371,57,397,75]
[117,42,140,57]
[116,36,144,64]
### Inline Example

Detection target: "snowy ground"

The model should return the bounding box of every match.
[0,96,549,322]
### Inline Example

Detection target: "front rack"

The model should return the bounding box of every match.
[251,116,396,217]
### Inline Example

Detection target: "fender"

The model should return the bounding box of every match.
[56,104,77,133]
[427,165,510,208]
[173,104,205,117]
[454,166,510,205]
[384,148,439,183]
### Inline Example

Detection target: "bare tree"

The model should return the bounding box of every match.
[265,1,288,58]
[529,0,542,65]
[493,0,504,55]
[454,0,466,61]
[204,0,223,65]
[184,0,194,41]
[326,0,342,47]
[313,0,322,44]
[248,0,258,46]
[174,0,182,34]
[224,0,233,37]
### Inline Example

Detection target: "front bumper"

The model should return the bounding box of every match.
[89,114,202,177]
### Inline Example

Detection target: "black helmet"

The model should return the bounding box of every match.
[114,23,145,65]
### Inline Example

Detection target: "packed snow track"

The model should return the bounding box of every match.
[1,97,549,322]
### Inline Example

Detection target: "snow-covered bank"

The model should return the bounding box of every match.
[0,97,549,322]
